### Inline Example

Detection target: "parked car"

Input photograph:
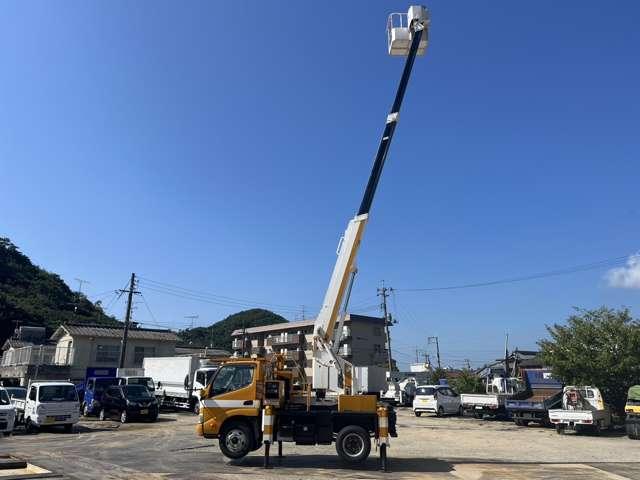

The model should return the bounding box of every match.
[99,385,159,423]
[548,386,612,434]
[625,385,640,440]
[4,387,27,407]
[15,381,80,433]
[412,385,462,417]
[0,387,17,436]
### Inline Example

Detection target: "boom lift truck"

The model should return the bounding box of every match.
[196,5,430,469]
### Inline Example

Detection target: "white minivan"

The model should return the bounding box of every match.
[18,382,80,432]
[413,385,462,417]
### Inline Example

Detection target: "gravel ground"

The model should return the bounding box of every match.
[0,408,639,479]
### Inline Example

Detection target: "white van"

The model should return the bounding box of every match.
[413,385,462,417]
[0,388,16,436]
[17,382,80,432]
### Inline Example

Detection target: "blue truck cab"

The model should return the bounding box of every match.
[81,368,118,417]
[505,368,563,426]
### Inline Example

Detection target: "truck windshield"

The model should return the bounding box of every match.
[95,378,118,392]
[127,377,155,391]
[39,385,78,402]
[416,387,435,396]
[5,388,26,400]
[123,385,153,400]
[0,390,10,405]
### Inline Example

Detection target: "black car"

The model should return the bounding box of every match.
[99,385,158,423]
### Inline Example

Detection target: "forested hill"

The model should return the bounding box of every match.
[178,309,288,350]
[0,237,119,344]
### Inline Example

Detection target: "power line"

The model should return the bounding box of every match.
[138,276,304,312]
[140,284,304,316]
[397,255,629,292]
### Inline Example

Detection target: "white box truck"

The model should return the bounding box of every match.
[143,356,217,413]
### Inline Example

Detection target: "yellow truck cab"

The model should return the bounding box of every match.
[196,356,397,465]
[625,385,640,440]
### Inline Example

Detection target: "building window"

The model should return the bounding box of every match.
[373,344,382,354]
[133,346,156,367]
[373,327,382,336]
[95,344,120,363]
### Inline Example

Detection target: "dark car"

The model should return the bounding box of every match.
[99,385,158,423]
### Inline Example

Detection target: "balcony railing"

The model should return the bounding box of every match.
[284,350,306,363]
[266,333,301,347]
[1,345,74,367]
[251,346,266,356]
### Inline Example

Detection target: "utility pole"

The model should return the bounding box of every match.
[73,277,90,313]
[378,282,394,373]
[118,273,139,368]
[301,305,306,321]
[185,314,199,330]
[74,277,90,294]
[504,331,509,375]
[428,336,441,369]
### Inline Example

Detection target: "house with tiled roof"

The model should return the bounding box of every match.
[1,323,181,385]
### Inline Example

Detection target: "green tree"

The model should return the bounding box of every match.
[451,368,484,394]
[538,306,640,414]
[430,367,448,384]
[178,308,287,350]
[0,237,119,343]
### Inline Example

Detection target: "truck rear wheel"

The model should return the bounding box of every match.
[219,422,253,460]
[555,425,565,435]
[335,425,371,464]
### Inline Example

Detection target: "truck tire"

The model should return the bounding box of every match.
[335,425,371,464]
[437,406,444,417]
[555,425,565,435]
[193,400,200,415]
[25,418,38,434]
[414,411,422,417]
[473,412,483,419]
[83,403,90,417]
[99,409,106,421]
[219,421,253,460]
[120,410,128,424]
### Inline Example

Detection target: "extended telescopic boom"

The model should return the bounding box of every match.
[312,6,429,392]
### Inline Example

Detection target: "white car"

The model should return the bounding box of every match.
[17,382,80,432]
[0,387,17,436]
[412,385,462,417]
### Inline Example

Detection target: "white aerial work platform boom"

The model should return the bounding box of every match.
[197,6,429,469]
[312,5,429,395]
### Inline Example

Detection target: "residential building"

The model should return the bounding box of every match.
[0,323,181,385]
[230,314,390,380]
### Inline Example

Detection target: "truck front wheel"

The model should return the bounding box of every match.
[556,425,565,435]
[219,422,253,460]
[336,425,371,464]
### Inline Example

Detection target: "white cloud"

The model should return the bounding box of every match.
[606,254,640,289]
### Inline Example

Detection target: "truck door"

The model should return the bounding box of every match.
[27,386,37,419]
[202,364,259,432]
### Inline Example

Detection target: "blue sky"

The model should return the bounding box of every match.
[2,1,639,370]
